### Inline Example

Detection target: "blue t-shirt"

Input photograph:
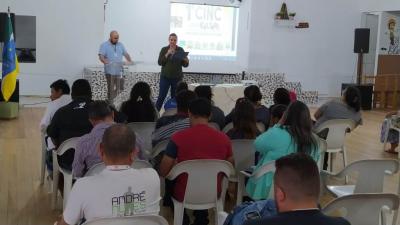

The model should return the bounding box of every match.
[98,41,127,75]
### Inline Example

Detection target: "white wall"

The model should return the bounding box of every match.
[359,0,400,12]
[247,0,361,97]
[0,0,104,96]
[104,0,252,73]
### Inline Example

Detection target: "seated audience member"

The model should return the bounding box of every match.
[47,79,93,171]
[120,82,158,123]
[57,124,160,225]
[314,86,362,130]
[160,98,234,225]
[163,81,188,111]
[226,85,270,129]
[314,86,362,169]
[380,111,400,154]
[246,101,320,200]
[152,90,197,146]
[243,153,350,225]
[269,104,287,127]
[40,79,71,173]
[269,88,291,110]
[40,79,71,132]
[194,85,225,130]
[227,98,260,139]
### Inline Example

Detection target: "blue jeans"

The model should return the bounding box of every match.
[156,76,180,111]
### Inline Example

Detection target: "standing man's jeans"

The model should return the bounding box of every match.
[105,74,124,101]
[156,76,180,111]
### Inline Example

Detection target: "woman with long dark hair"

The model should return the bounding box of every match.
[225,85,270,128]
[226,98,260,139]
[120,82,158,122]
[246,101,320,200]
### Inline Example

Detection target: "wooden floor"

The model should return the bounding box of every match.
[0,107,398,225]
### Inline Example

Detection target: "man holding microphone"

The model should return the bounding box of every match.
[156,33,189,111]
[99,31,132,101]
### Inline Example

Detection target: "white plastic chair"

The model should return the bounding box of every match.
[314,119,356,173]
[166,159,235,225]
[127,122,156,158]
[85,160,153,177]
[222,123,234,133]
[208,122,220,130]
[40,130,47,185]
[230,139,255,205]
[52,137,79,210]
[238,160,276,201]
[323,193,400,225]
[162,108,177,117]
[321,159,399,197]
[151,139,169,158]
[82,215,169,225]
[316,136,327,171]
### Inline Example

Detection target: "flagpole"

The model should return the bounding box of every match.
[8,6,10,14]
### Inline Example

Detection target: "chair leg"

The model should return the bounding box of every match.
[52,170,59,210]
[40,149,46,185]
[62,173,73,209]
[342,147,348,184]
[172,200,184,225]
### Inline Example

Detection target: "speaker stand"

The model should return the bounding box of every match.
[357,53,364,85]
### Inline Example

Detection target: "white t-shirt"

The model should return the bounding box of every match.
[40,95,72,149]
[40,94,72,129]
[63,166,161,224]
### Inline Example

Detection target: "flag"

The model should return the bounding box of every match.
[1,13,19,102]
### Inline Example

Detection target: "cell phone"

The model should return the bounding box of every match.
[245,211,261,220]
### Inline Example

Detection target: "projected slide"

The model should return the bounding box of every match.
[170,3,239,61]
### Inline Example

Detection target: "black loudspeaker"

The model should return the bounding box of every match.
[341,83,373,110]
[0,13,16,42]
[354,28,370,53]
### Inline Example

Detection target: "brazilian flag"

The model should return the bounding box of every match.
[1,13,19,102]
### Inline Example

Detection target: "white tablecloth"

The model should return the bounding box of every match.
[189,83,246,115]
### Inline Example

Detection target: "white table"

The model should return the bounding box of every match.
[189,83,246,115]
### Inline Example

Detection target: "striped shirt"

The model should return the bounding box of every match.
[152,118,190,146]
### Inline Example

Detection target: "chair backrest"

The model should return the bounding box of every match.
[166,159,235,205]
[339,159,399,193]
[323,193,400,225]
[222,122,234,133]
[151,139,169,158]
[231,139,255,173]
[85,160,153,177]
[82,215,169,225]
[127,122,156,152]
[252,160,276,180]
[314,119,356,149]
[256,122,266,133]
[162,108,177,117]
[208,122,220,131]
[57,137,80,156]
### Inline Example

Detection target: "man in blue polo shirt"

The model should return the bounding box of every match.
[99,30,132,101]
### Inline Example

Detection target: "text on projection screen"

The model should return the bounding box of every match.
[170,3,239,61]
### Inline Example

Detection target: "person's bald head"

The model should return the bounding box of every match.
[100,124,136,161]
[109,31,119,44]
[274,153,320,211]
